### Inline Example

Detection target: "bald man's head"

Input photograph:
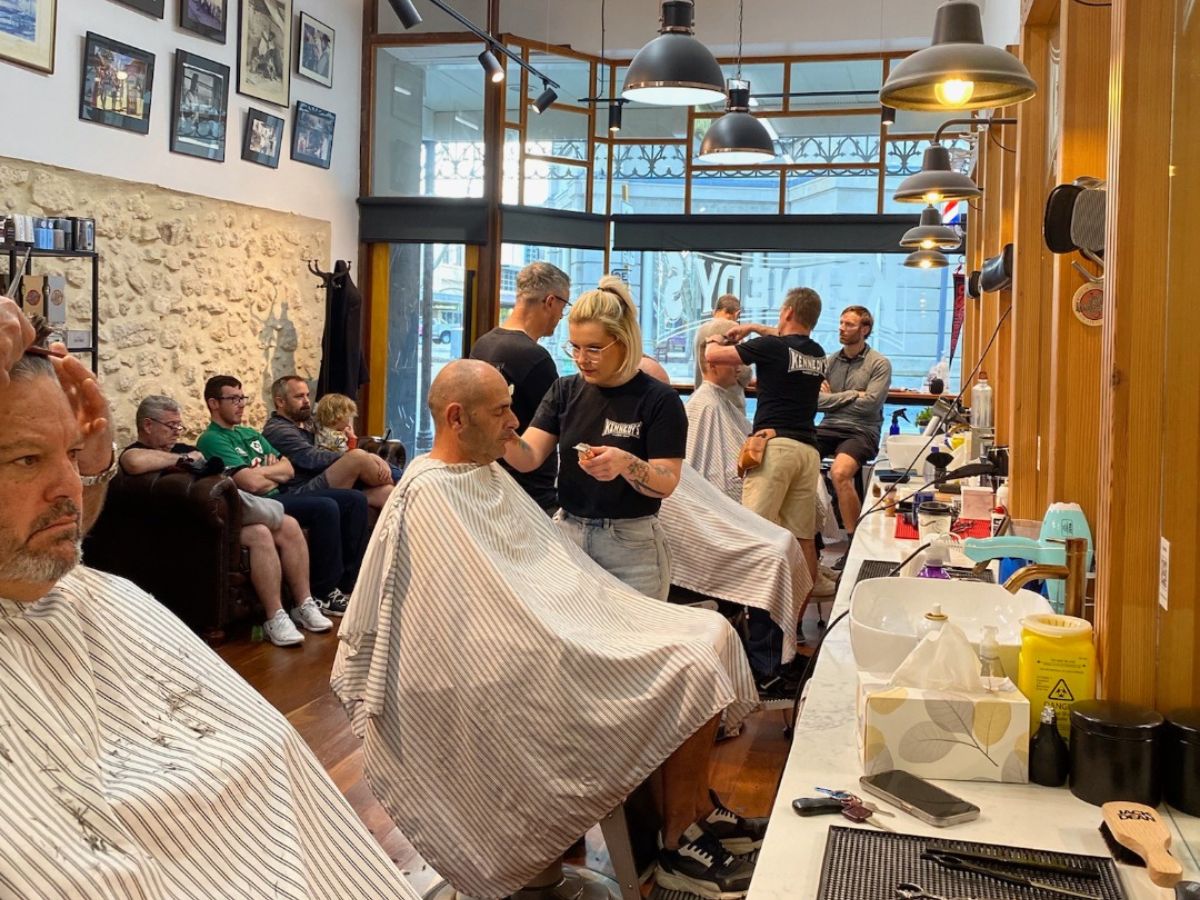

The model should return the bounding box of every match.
[637,355,671,385]
[427,359,519,465]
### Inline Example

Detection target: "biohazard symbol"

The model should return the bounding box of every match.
[1048,679,1075,702]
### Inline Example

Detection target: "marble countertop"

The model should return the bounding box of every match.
[747,507,1199,900]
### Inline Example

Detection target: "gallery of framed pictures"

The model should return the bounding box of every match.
[171,50,230,161]
[0,0,57,73]
[180,0,227,43]
[291,100,334,169]
[237,0,291,107]
[242,107,284,168]
[296,11,332,88]
[79,32,155,134]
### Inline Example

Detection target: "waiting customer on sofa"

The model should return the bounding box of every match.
[121,394,332,647]
[263,376,394,511]
[0,349,427,899]
[197,375,368,618]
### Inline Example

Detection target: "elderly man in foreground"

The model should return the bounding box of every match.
[332,359,762,900]
[0,341,418,896]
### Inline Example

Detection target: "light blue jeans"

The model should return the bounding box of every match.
[557,512,672,601]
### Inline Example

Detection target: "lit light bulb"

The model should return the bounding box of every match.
[923,191,944,204]
[491,70,505,84]
[935,79,975,107]
[919,259,933,269]
[920,239,935,250]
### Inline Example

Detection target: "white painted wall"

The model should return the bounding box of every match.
[0,0,363,263]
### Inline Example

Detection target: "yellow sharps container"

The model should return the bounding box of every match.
[1017,614,1096,740]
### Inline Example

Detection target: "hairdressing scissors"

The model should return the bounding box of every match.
[895,883,976,900]
[921,851,1102,899]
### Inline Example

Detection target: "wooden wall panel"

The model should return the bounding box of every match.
[1094,0,1173,706]
[993,108,1017,448]
[977,130,1002,399]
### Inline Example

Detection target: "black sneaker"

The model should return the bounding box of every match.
[701,790,769,855]
[830,550,850,572]
[656,825,755,900]
[754,668,801,702]
[320,588,350,617]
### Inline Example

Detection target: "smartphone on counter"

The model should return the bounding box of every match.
[859,770,980,827]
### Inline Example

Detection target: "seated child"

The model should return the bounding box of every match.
[314,392,357,453]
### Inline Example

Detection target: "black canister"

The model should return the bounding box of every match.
[1069,700,1164,807]
[1164,708,1200,816]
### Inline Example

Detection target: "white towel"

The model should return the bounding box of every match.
[332,455,758,898]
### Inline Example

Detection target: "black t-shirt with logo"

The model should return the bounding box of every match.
[530,371,687,519]
[736,333,827,445]
[470,327,560,509]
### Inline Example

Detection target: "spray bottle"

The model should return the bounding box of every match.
[889,408,909,437]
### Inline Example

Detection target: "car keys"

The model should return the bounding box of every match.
[793,793,891,829]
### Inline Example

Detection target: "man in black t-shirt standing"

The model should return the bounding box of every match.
[706,287,828,597]
[470,261,570,512]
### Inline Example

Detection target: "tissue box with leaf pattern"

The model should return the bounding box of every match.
[857,672,1030,782]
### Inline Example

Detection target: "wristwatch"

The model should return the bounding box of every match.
[79,442,119,487]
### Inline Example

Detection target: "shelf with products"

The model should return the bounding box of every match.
[3,243,100,375]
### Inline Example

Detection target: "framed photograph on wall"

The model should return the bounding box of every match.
[242,107,284,167]
[170,50,230,161]
[79,32,155,134]
[180,0,227,43]
[110,0,165,17]
[296,11,332,87]
[291,100,334,169]
[0,0,57,73]
[237,0,291,107]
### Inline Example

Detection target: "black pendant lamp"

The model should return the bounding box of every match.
[904,248,950,269]
[622,0,726,107]
[881,0,1037,111]
[698,81,774,164]
[901,204,962,250]
[893,143,981,204]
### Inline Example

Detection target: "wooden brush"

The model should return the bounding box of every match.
[1101,801,1182,888]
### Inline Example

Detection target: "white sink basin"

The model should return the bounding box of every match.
[849,577,1053,676]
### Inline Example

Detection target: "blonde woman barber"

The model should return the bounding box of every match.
[504,275,687,599]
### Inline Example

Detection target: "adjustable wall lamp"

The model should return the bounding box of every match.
[892,116,1014,204]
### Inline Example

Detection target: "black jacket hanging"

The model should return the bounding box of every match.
[317,259,368,398]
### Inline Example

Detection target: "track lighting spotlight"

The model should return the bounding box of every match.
[608,102,623,133]
[532,84,558,114]
[478,48,504,83]
[388,0,422,30]
[881,105,896,128]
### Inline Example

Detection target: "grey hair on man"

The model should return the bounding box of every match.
[135,394,181,426]
[515,262,570,305]
[10,353,54,383]
[714,294,740,316]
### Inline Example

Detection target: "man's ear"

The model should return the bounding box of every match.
[446,401,466,431]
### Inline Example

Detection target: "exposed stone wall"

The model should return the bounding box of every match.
[0,156,331,447]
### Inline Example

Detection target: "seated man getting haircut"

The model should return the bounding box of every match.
[333,359,764,900]
[121,394,332,647]
[0,343,419,898]
[685,343,752,503]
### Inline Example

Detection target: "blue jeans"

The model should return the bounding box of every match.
[557,512,671,601]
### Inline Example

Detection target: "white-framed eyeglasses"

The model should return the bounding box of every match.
[562,339,618,360]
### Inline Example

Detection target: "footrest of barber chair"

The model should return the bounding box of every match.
[423,866,620,900]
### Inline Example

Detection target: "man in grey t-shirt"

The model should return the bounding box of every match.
[693,294,752,409]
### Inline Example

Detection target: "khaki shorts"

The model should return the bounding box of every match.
[741,437,821,540]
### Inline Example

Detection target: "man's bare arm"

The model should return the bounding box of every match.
[120,447,201,475]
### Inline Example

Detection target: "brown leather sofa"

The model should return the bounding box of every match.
[83,468,252,641]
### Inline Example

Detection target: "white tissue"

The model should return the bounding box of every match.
[889,623,984,693]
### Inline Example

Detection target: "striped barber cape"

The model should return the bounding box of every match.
[659,465,812,667]
[331,456,758,899]
[0,566,417,900]
[684,382,751,503]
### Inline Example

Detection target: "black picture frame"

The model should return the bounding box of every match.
[290,100,334,169]
[170,50,230,161]
[295,11,333,87]
[79,32,155,135]
[110,0,165,17]
[242,107,284,168]
[180,0,227,43]
[237,0,292,107]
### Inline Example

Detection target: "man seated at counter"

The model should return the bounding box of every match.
[0,338,422,898]
[332,359,764,900]
[816,305,892,566]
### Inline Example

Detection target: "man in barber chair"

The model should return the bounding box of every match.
[333,359,765,900]
[121,394,332,647]
[684,344,751,503]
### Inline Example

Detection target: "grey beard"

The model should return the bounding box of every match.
[0,540,82,584]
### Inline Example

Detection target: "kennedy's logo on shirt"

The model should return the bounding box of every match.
[601,418,643,439]
[788,348,826,376]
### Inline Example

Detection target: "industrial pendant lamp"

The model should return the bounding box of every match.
[622,0,726,107]
[697,0,773,164]
[892,143,981,204]
[904,248,950,269]
[900,204,962,250]
[880,0,1036,111]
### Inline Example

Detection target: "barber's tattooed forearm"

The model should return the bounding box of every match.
[517,438,533,454]
[625,457,667,497]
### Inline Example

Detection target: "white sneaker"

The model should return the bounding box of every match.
[263,609,305,646]
[811,572,838,599]
[291,598,333,633]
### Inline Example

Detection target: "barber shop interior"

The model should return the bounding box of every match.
[0,0,1197,897]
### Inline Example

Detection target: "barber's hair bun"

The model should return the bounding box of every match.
[598,274,634,310]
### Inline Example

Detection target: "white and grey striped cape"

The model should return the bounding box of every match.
[684,381,751,503]
[0,566,418,900]
[659,465,812,666]
[331,456,758,899]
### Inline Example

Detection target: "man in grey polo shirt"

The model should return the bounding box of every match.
[817,305,892,559]
[693,294,752,409]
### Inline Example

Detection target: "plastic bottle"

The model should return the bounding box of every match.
[917,543,952,579]
[970,371,994,430]
[1017,614,1096,739]
[1028,706,1071,786]
[917,603,949,636]
[979,625,1006,682]
[995,482,1009,511]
